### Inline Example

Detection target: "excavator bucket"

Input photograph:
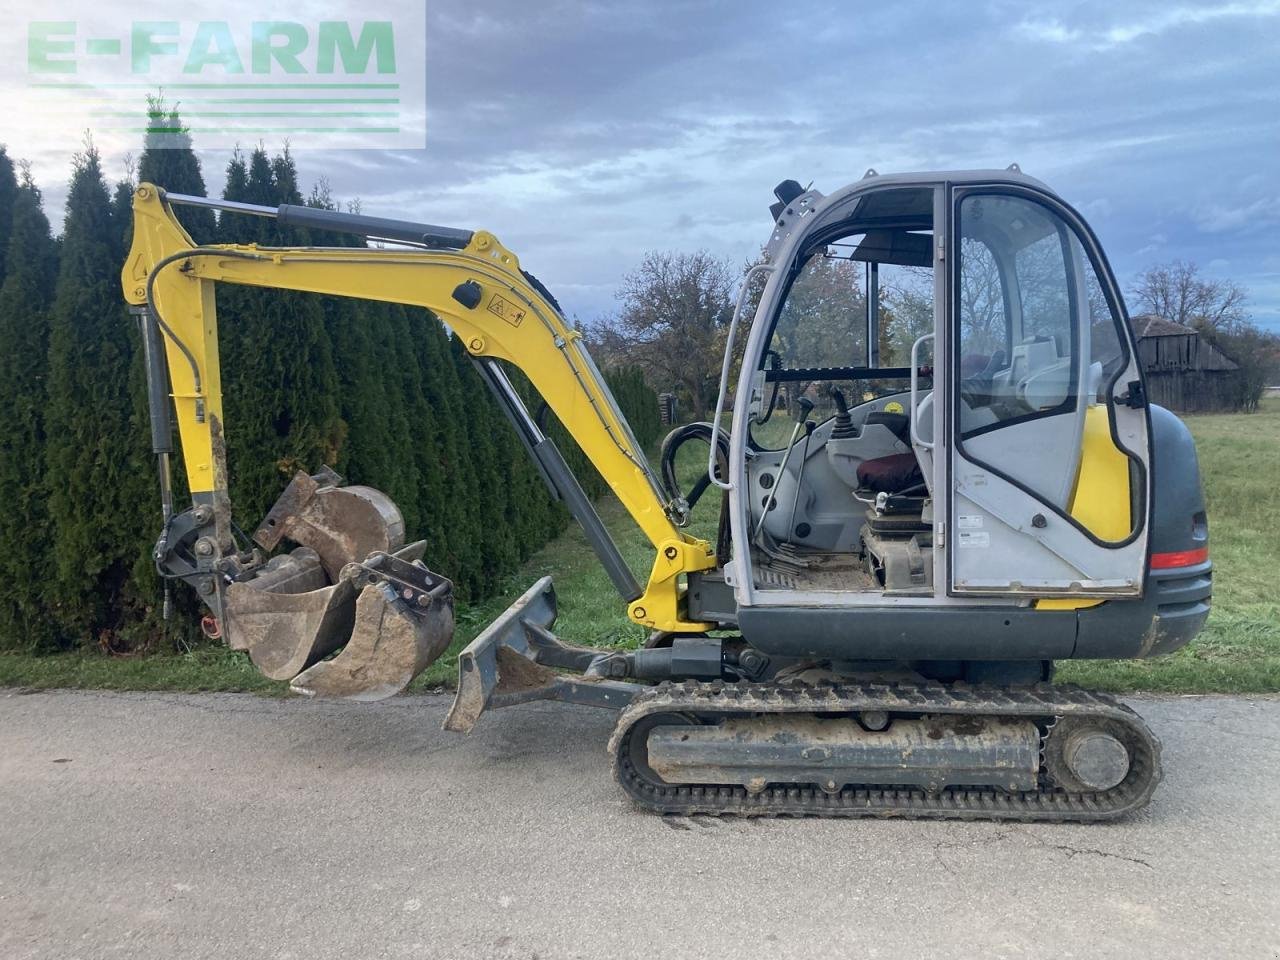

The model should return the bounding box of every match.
[290,551,454,701]
[250,469,405,580]
[223,548,356,680]
[219,471,455,699]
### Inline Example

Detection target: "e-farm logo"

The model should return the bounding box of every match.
[29,22,397,77]
[13,4,426,150]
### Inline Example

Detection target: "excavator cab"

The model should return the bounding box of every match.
[123,168,1210,821]
[721,171,1155,649]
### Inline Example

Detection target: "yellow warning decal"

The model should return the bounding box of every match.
[884,400,905,414]
[487,293,526,327]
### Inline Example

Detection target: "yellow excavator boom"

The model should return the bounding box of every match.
[122,183,714,652]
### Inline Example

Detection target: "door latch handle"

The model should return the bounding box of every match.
[1117,380,1146,409]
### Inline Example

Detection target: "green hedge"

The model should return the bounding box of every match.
[0,115,658,654]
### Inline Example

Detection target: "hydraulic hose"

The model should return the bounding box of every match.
[660,422,730,512]
[143,247,266,397]
[659,421,732,560]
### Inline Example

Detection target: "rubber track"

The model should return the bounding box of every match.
[608,680,1162,822]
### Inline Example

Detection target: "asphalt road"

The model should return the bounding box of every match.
[1,689,1277,960]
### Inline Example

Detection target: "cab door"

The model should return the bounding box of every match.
[946,187,1150,597]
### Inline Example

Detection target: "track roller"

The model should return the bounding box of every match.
[610,681,1162,821]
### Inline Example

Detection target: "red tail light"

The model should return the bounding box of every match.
[1151,546,1209,569]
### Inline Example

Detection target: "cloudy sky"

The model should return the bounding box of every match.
[9,0,1280,331]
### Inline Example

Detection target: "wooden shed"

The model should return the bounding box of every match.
[1134,314,1244,413]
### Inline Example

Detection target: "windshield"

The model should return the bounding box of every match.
[751,230,934,449]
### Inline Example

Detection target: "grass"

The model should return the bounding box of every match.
[3,400,1277,696]
[1059,397,1280,693]
[0,644,283,694]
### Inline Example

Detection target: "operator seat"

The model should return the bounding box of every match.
[854,409,919,494]
[854,406,925,496]
[856,452,924,495]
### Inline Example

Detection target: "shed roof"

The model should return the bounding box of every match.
[1134,314,1196,338]
[1197,339,1240,372]
[1133,314,1240,371]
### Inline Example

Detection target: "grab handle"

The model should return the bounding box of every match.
[707,263,774,491]
[909,333,935,450]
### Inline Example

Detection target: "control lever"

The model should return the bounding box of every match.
[753,396,814,541]
[787,419,817,539]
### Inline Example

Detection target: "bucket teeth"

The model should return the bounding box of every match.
[218,470,455,699]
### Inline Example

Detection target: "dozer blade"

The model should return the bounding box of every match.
[444,577,637,733]
[290,550,455,701]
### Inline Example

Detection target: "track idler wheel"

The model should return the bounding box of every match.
[1043,718,1133,792]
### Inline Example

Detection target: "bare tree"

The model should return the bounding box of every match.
[1132,260,1279,411]
[1132,260,1247,331]
[957,238,1007,353]
[609,250,735,420]
[879,265,934,363]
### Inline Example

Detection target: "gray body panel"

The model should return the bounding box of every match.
[693,404,1210,661]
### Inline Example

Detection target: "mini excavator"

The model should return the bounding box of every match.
[122,167,1211,820]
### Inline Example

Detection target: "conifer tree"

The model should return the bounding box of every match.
[606,365,661,450]
[489,363,564,565]
[0,147,16,283]
[410,317,486,597]
[137,96,215,240]
[111,180,135,256]
[360,301,422,534]
[44,145,156,647]
[215,147,341,522]
[385,303,448,551]
[0,169,58,650]
[451,337,517,586]
[303,181,414,514]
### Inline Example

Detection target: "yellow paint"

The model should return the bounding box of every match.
[1037,405,1132,610]
[122,184,714,633]
[629,538,718,632]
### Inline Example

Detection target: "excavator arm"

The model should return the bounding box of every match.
[122,183,715,700]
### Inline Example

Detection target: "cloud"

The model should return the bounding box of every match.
[1135,232,1169,257]
[1015,19,1083,44]
[1076,197,1113,220]
[3,0,1279,326]
[1015,1,1280,51]
[1102,1,1280,46]
[1193,196,1280,233]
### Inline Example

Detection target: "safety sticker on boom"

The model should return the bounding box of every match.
[487,293,526,327]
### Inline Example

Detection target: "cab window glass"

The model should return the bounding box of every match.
[753,235,933,448]
[769,254,867,370]
[956,195,1077,437]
